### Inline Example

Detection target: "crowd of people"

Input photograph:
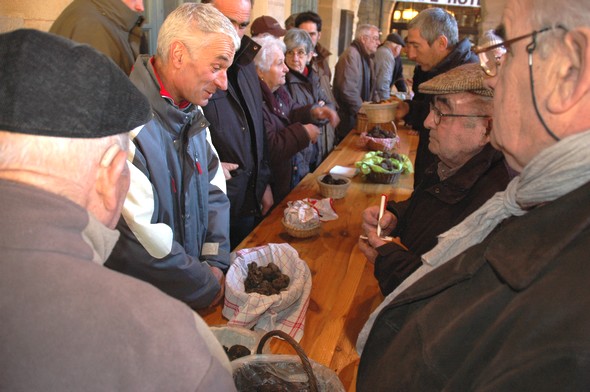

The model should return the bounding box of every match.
[2,0,590,389]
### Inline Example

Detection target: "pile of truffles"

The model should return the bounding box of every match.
[244,262,290,296]
[223,344,251,361]
[367,125,396,139]
[321,174,347,185]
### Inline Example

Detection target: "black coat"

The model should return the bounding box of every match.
[374,144,510,295]
[203,35,271,220]
[358,179,590,391]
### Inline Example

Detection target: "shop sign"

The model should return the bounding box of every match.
[396,0,480,7]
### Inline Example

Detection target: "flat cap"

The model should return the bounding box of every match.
[385,33,405,47]
[418,63,493,97]
[0,29,151,138]
[251,16,287,37]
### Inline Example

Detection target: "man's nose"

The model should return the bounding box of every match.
[215,70,228,91]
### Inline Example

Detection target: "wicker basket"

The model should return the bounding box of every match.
[366,137,399,153]
[361,101,398,123]
[356,112,369,133]
[367,170,402,184]
[317,174,351,199]
[282,219,321,239]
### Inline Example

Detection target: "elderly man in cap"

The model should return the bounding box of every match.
[359,62,511,297]
[0,29,235,391]
[250,15,286,37]
[50,0,145,75]
[105,3,240,309]
[396,8,478,188]
[374,32,407,101]
[356,0,590,389]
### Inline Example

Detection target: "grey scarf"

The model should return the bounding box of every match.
[422,129,590,267]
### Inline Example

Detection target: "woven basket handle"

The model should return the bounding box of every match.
[256,330,319,392]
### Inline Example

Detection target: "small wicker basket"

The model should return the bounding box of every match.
[367,170,402,184]
[361,101,398,123]
[282,219,321,239]
[317,174,351,199]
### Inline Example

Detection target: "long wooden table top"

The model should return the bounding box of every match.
[200,127,418,391]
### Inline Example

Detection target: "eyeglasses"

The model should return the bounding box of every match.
[474,25,567,141]
[286,49,308,58]
[474,26,565,77]
[429,103,490,126]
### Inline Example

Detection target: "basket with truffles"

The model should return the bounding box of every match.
[359,124,400,153]
[317,173,351,199]
[244,262,290,296]
[355,151,414,184]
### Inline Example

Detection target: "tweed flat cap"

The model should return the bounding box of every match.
[386,33,405,47]
[418,63,493,97]
[0,29,151,138]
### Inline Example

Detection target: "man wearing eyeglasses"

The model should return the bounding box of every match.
[358,62,511,297]
[356,0,590,389]
[395,8,479,189]
[333,24,380,141]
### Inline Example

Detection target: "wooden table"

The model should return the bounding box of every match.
[200,127,418,391]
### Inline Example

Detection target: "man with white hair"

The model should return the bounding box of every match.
[106,3,240,309]
[0,29,235,391]
[333,24,380,140]
[357,0,590,389]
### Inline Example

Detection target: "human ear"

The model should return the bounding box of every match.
[96,145,129,213]
[437,34,449,50]
[547,27,590,113]
[170,41,186,67]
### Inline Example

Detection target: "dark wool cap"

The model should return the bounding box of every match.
[418,63,493,97]
[0,29,151,138]
[386,33,405,47]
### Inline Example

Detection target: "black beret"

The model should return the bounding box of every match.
[386,33,405,47]
[0,29,151,138]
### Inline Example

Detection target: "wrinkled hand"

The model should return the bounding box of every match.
[208,266,225,307]
[221,162,239,180]
[303,123,321,143]
[311,106,340,127]
[261,185,274,216]
[361,205,397,238]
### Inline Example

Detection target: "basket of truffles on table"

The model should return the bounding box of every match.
[222,244,312,341]
[355,151,414,184]
[282,200,321,238]
[317,173,351,200]
[360,125,401,153]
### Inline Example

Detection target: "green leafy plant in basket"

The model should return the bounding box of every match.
[355,151,414,175]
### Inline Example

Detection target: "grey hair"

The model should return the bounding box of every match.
[252,34,286,72]
[0,131,128,191]
[156,3,240,63]
[355,24,379,40]
[528,0,590,58]
[409,8,458,47]
[284,28,313,53]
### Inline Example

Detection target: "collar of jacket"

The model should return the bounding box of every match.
[136,55,209,137]
[91,0,143,32]
[351,39,374,60]
[314,42,331,61]
[286,68,312,84]
[259,79,290,121]
[234,35,260,67]
[419,38,477,78]
[486,180,590,291]
[422,144,505,204]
